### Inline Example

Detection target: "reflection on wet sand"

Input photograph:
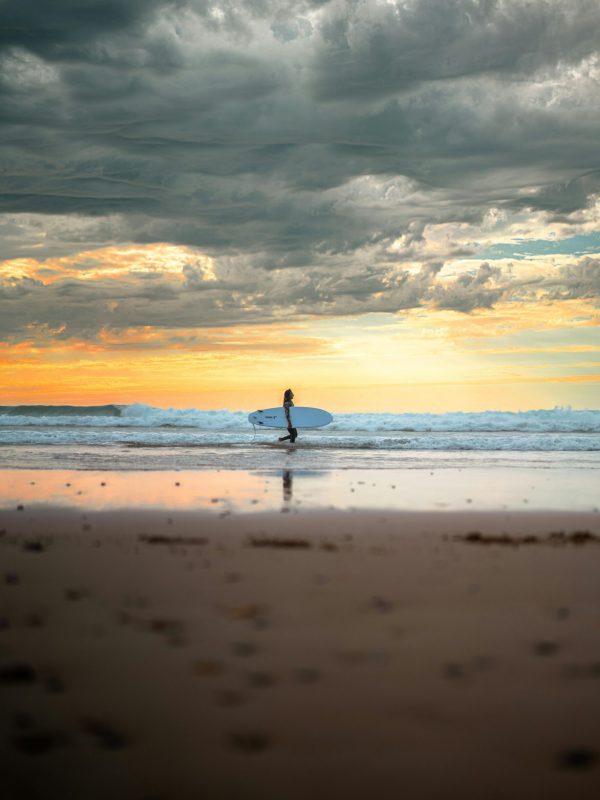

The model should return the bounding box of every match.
[1,465,599,514]
[282,469,293,504]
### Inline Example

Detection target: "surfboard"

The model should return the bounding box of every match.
[248,406,333,429]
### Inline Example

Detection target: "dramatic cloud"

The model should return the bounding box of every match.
[548,258,600,300]
[313,0,600,97]
[430,262,505,312]
[1,0,600,336]
[1,243,598,344]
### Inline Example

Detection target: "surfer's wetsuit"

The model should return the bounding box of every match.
[279,394,298,443]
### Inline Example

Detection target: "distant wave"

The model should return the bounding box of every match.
[329,408,600,434]
[1,403,600,434]
[0,404,122,418]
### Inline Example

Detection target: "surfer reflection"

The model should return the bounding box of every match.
[282,470,293,503]
[278,388,298,444]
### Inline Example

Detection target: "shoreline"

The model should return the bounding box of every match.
[1,465,600,515]
[2,502,600,798]
[2,440,600,472]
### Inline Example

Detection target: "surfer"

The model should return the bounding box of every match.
[278,388,298,444]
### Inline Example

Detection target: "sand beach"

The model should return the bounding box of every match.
[2,469,600,800]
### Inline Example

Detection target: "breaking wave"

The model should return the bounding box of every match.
[0,404,599,453]
[1,403,600,434]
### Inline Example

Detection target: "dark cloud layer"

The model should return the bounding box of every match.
[1,0,600,334]
[1,255,594,343]
[314,0,600,98]
[0,0,183,63]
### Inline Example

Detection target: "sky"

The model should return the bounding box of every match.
[1,0,599,412]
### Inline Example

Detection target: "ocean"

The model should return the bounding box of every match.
[1,403,600,472]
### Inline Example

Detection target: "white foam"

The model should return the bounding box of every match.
[1,403,599,431]
[1,404,600,452]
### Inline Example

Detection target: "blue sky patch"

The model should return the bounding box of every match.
[481,232,600,260]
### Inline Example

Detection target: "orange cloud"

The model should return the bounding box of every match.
[0,244,215,284]
[2,246,599,411]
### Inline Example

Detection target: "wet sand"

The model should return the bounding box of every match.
[2,503,600,799]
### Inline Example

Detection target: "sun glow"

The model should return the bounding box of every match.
[1,244,599,412]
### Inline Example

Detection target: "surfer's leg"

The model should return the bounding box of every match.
[289,428,298,443]
[278,434,290,442]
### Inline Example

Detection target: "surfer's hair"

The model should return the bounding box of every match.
[283,388,293,401]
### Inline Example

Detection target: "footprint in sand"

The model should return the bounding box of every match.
[369,595,394,614]
[22,541,45,553]
[44,673,66,694]
[557,748,598,770]
[229,732,270,753]
[247,672,276,689]
[12,728,70,755]
[193,660,225,677]
[64,588,90,601]
[80,718,129,750]
[232,641,259,657]
[533,641,560,657]
[293,667,320,684]
[0,663,36,684]
[442,663,466,681]
[216,689,246,707]
[562,662,600,680]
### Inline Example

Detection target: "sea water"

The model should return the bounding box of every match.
[1,404,600,513]
[1,403,600,471]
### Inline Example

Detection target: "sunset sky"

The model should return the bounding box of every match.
[1,0,599,412]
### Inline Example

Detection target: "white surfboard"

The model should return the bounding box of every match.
[248,406,333,429]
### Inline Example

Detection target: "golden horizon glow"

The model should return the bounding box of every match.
[2,244,599,412]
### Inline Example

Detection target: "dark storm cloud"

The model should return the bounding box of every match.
[0,0,174,57]
[1,0,600,332]
[508,172,600,217]
[313,0,600,99]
